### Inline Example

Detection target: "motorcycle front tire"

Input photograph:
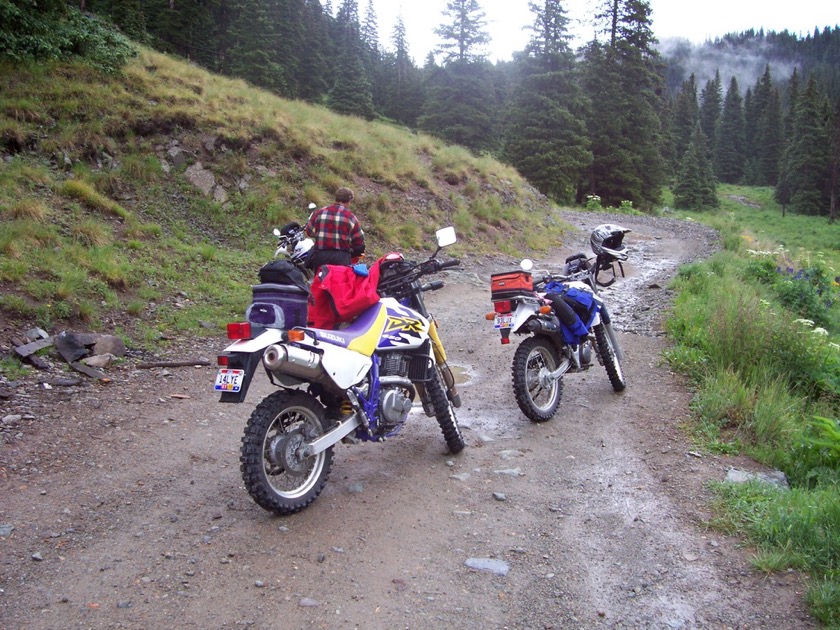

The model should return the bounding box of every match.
[427,366,465,453]
[594,323,626,392]
[240,390,333,515]
[512,336,563,422]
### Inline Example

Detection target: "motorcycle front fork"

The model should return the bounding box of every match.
[427,319,461,407]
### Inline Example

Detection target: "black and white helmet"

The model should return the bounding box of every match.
[590,224,631,262]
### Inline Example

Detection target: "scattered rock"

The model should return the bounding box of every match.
[725,468,790,489]
[464,558,510,576]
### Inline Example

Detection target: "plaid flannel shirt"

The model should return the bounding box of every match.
[305,204,365,254]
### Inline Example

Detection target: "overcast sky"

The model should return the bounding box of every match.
[362,0,836,63]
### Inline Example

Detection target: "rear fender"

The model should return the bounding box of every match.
[218,351,263,403]
[222,328,284,353]
[511,299,541,335]
[218,329,285,403]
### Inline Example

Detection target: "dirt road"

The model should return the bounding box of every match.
[0,212,817,629]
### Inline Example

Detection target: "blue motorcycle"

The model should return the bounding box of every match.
[487,224,630,422]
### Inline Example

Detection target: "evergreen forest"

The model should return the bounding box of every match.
[1,0,839,219]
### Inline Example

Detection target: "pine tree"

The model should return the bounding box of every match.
[360,0,386,112]
[327,0,375,118]
[381,15,424,126]
[759,87,784,185]
[434,0,490,64]
[296,0,331,101]
[420,1,497,152]
[714,76,745,183]
[139,0,224,70]
[419,59,498,153]
[101,0,146,40]
[502,0,591,202]
[744,65,778,184]
[582,0,664,209]
[225,0,290,95]
[699,70,722,159]
[523,0,573,70]
[672,73,698,163]
[777,73,831,215]
[673,123,718,210]
[830,96,840,222]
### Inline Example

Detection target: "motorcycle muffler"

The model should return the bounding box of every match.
[263,344,325,380]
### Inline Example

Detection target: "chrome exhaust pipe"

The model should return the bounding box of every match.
[263,344,324,380]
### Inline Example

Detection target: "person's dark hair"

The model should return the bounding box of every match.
[335,187,354,203]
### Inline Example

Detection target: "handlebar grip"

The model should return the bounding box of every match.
[438,259,460,270]
[421,280,444,292]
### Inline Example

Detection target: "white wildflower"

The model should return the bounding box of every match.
[793,318,815,327]
[812,327,828,336]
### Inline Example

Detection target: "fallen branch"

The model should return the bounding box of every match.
[136,360,212,369]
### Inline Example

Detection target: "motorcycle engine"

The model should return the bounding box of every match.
[379,386,413,427]
[377,352,416,433]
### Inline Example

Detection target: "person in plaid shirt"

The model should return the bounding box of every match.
[304,187,366,270]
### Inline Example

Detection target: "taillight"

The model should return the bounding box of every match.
[493,300,512,314]
[226,322,251,340]
[217,354,229,367]
[287,329,305,342]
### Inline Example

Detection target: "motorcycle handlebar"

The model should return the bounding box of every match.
[436,259,460,270]
[421,280,444,292]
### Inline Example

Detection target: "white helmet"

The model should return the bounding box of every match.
[590,224,631,262]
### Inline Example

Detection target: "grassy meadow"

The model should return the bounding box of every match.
[666,185,840,626]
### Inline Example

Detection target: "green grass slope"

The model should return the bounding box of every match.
[0,46,563,342]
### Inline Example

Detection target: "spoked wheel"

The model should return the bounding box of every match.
[426,366,466,453]
[512,336,564,422]
[240,390,333,515]
[594,323,626,392]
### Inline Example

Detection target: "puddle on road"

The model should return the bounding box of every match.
[449,363,473,386]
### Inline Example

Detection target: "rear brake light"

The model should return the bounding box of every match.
[217,355,229,367]
[493,300,512,314]
[227,322,251,340]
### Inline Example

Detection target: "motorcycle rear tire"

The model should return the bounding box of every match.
[240,390,333,515]
[594,323,626,392]
[428,366,465,453]
[512,336,563,422]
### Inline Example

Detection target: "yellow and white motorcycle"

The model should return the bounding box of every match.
[214,227,464,515]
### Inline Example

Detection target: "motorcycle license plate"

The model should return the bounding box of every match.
[494,314,513,329]
[214,368,245,392]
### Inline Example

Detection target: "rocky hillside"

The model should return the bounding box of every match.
[0,46,562,344]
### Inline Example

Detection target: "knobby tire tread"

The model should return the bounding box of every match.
[511,336,562,422]
[594,324,626,392]
[428,368,465,453]
[240,390,333,515]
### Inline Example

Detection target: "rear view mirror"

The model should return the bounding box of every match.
[436,226,457,248]
[520,259,534,272]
